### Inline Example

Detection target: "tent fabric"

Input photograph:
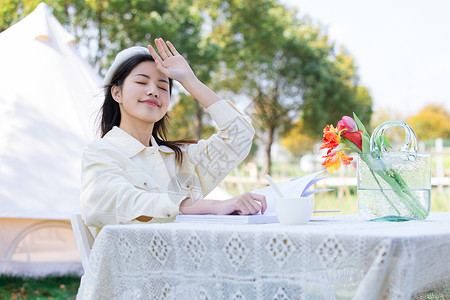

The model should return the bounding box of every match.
[0,2,102,220]
[0,2,101,276]
[0,219,82,276]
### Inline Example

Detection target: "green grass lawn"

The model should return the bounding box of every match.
[313,187,450,214]
[0,275,80,299]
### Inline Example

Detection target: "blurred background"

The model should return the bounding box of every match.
[1,0,449,296]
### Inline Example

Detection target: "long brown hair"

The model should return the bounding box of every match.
[99,53,196,164]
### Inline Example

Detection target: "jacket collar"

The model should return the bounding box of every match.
[103,126,174,158]
[150,135,176,154]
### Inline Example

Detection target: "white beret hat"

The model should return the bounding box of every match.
[103,46,152,86]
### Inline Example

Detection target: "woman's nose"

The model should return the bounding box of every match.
[146,84,158,97]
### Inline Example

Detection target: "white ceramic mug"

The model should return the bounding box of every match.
[276,197,314,225]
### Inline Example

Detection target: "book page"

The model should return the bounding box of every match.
[251,170,329,213]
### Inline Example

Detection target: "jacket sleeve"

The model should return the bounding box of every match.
[80,145,187,228]
[186,100,255,197]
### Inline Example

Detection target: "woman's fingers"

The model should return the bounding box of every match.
[160,38,174,56]
[245,194,262,213]
[147,45,168,75]
[154,38,168,60]
[166,41,180,56]
[147,45,163,63]
[235,193,264,215]
[251,193,267,214]
[237,198,256,215]
[244,193,266,214]
[155,38,173,60]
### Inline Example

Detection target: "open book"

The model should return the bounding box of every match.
[175,170,334,224]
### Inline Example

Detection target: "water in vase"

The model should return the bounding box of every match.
[358,188,430,221]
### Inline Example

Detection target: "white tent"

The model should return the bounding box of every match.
[0,3,102,276]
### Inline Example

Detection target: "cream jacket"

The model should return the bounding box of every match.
[80,100,254,230]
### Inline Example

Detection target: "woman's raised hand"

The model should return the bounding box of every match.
[148,38,195,84]
[149,37,221,108]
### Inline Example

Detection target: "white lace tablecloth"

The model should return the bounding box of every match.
[77,213,450,299]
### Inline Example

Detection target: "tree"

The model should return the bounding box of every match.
[1,0,221,139]
[200,0,291,174]
[299,47,372,137]
[203,0,372,174]
[280,119,316,158]
[0,0,76,32]
[406,104,450,140]
[168,93,216,140]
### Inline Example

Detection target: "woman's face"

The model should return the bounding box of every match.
[112,61,170,127]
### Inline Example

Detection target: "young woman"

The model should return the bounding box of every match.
[81,38,266,233]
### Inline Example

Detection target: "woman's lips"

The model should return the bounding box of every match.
[140,100,160,107]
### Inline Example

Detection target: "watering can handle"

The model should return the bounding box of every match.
[370,120,418,160]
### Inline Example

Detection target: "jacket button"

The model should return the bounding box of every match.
[144,182,147,186]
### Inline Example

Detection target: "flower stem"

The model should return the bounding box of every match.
[361,155,428,219]
[368,168,401,216]
[389,169,428,218]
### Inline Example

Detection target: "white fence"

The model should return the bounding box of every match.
[223,138,450,195]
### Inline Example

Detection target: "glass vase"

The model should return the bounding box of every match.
[357,120,431,221]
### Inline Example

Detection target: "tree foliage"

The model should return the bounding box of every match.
[280,119,316,158]
[406,104,450,140]
[1,0,372,168]
[201,0,372,173]
[168,93,216,140]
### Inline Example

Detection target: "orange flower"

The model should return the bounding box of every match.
[319,125,341,151]
[322,150,353,173]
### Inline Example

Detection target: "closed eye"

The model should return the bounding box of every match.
[136,81,146,85]
[158,86,167,91]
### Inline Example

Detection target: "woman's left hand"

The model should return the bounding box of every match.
[148,38,195,84]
